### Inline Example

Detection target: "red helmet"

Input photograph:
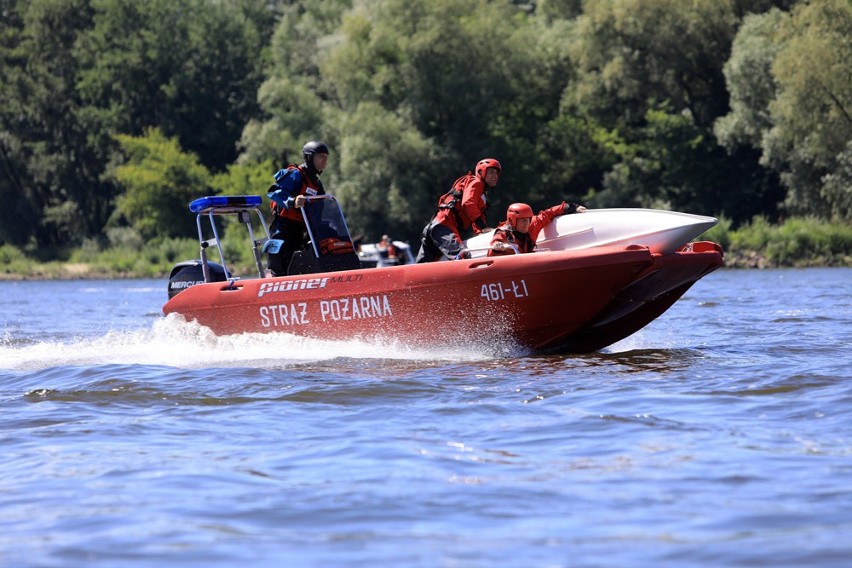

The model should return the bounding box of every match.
[506,203,533,227]
[475,158,502,179]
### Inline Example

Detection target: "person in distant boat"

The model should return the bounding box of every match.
[379,234,399,263]
[267,140,329,276]
[415,157,502,263]
[488,201,586,256]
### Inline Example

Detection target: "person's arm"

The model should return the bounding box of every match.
[527,203,568,240]
[268,169,303,210]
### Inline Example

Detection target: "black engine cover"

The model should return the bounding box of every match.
[167,260,226,299]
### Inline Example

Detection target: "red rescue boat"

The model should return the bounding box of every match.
[162,195,722,353]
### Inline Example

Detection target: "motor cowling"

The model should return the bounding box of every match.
[167,260,226,299]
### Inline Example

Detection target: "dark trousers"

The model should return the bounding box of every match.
[415,220,467,263]
[268,218,308,276]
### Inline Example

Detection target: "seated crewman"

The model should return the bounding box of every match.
[489,201,586,256]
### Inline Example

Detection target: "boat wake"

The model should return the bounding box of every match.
[0,314,506,372]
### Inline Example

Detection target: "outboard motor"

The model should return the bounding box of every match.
[167,260,226,299]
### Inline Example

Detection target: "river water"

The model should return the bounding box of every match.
[1,268,850,567]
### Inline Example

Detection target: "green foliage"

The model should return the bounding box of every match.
[730,215,774,251]
[728,216,852,266]
[561,0,783,223]
[335,102,441,241]
[714,10,783,150]
[210,159,274,198]
[75,0,269,170]
[766,0,852,218]
[718,1,852,221]
[237,0,349,165]
[820,141,852,220]
[246,0,585,240]
[568,0,737,129]
[3,0,850,269]
[0,244,64,277]
[105,226,144,250]
[701,216,733,251]
[1,0,273,251]
[587,105,736,216]
[0,0,110,246]
[113,128,210,240]
[67,235,198,275]
[1,237,199,278]
[0,244,28,275]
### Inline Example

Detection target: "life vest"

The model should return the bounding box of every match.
[269,164,324,222]
[492,223,536,254]
[318,237,355,256]
[436,172,478,228]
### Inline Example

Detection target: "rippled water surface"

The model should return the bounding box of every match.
[1,268,851,567]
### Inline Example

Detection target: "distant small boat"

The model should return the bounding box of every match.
[357,240,416,268]
[162,195,723,353]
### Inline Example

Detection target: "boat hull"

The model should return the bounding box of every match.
[163,243,723,353]
[550,241,723,352]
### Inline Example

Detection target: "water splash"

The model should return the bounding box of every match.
[0,314,496,371]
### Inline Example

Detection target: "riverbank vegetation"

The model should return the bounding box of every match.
[1,0,850,275]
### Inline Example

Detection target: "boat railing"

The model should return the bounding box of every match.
[188,194,273,281]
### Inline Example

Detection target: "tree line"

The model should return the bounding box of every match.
[1,0,849,254]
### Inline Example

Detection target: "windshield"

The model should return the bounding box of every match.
[302,196,356,257]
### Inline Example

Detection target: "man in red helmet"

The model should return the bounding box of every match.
[488,200,586,257]
[416,158,502,263]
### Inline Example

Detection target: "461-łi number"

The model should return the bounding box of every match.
[480,279,529,301]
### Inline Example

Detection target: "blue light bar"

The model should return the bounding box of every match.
[189,195,263,213]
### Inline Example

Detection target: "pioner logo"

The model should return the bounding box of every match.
[258,277,330,298]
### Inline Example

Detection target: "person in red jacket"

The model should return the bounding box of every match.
[267,140,328,276]
[416,158,501,263]
[488,201,586,256]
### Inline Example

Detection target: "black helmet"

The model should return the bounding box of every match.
[302,140,329,163]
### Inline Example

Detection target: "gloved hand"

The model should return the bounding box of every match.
[492,242,519,254]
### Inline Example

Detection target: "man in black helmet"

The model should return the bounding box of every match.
[267,141,329,276]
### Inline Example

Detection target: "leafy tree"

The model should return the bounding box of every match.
[820,141,852,220]
[334,102,441,241]
[716,1,852,220]
[714,10,784,150]
[1,0,275,250]
[765,0,852,219]
[0,0,104,247]
[238,0,350,167]
[567,0,739,130]
[713,9,789,223]
[210,159,275,198]
[75,0,269,170]
[563,0,790,222]
[112,128,210,240]
[536,0,584,21]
